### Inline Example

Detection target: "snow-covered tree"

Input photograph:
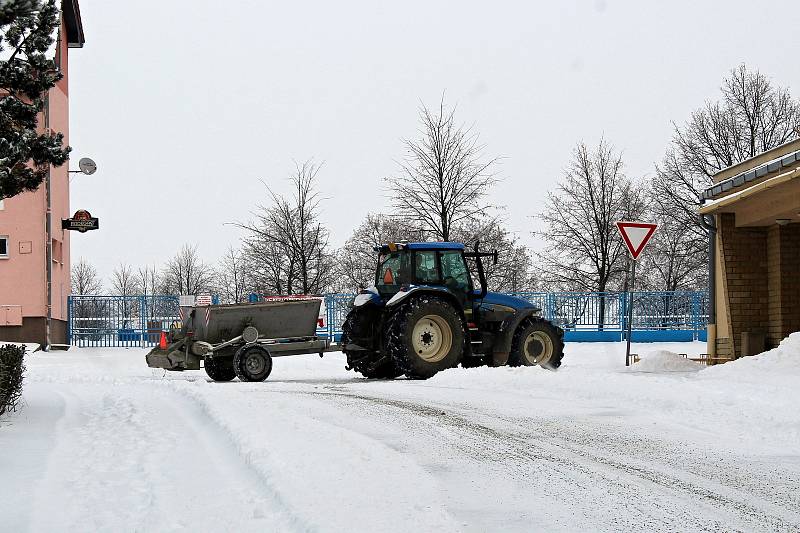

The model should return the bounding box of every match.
[0,0,70,200]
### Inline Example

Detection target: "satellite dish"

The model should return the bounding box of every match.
[78,157,97,175]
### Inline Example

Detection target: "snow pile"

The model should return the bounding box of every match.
[628,350,704,373]
[703,331,800,380]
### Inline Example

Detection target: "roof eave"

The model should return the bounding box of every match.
[62,0,85,48]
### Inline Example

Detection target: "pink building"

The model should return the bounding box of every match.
[0,1,85,346]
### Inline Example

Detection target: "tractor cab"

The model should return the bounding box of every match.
[375,242,493,305]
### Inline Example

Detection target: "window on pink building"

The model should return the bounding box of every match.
[0,236,8,258]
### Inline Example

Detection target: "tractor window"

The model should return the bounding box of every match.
[440,251,470,292]
[376,252,409,294]
[414,251,439,284]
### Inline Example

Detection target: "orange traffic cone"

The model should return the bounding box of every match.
[158,331,168,350]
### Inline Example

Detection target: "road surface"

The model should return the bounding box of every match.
[1,342,798,532]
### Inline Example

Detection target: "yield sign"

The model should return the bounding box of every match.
[615,221,658,260]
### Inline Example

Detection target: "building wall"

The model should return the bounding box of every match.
[715,214,800,358]
[0,19,72,344]
[716,213,770,359]
[766,223,800,347]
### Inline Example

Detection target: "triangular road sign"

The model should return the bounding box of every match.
[615,221,658,260]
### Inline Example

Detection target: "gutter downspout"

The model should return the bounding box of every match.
[699,213,717,357]
[44,89,52,352]
[45,166,52,352]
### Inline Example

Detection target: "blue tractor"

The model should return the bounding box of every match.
[341,242,564,379]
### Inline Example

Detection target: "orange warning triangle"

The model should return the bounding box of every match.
[383,267,394,284]
[159,331,168,350]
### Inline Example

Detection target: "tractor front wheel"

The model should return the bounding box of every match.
[509,317,564,369]
[342,309,402,379]
[233,345,273,382]
[386,296,464,379]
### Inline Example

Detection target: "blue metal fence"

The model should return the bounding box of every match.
[68,295,180,347]
[68,291,709,347]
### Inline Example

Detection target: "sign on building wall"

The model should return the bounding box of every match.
[62,209,99,233]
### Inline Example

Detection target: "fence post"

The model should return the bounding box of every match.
[325,295,334,339]
[692,291,701,341]
[139,296,146,348]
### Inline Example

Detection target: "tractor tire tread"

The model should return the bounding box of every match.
[342,310,401,379]
[386,295,464,379]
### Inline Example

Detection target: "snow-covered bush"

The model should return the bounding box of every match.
[0,344,26,417]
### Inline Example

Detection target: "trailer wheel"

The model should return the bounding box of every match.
[204,355,236,382]
[509,317,564,369]
[233,345,273,382]
[386,296,464,379]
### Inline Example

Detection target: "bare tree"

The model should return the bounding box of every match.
[386,99,498,241]
[655,65,799,213]
[536,140,645,327]
[71,257,103,295]
[215,246,249,304]
[333,213,426,292]
[110,263,140,297]
[639,197,707,292]
[134,264,165,320]
[136,265,161,296]
[110,263,140,321]
[238,161,333,294]
[161,244,215,295]
[241,235,295,296]
[649,65,800,291]
[451,219,537,293]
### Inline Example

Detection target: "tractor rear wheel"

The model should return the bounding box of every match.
[233,345,273,382]
[509,317,564,369]
[204,355,236,382]
[386,296,464,379]
[342,310,401,379]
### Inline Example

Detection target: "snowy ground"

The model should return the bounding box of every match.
[1,339,799,532]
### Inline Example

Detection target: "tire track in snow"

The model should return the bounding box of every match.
[25,383,301,533]
[290,389,800,532]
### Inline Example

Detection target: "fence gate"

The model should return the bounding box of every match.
[68,295,180,347]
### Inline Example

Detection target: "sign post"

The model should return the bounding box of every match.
[615,221,658,366]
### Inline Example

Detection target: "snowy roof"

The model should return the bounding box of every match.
[703,145,800,201]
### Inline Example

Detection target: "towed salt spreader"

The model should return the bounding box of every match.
[146,297,335,382]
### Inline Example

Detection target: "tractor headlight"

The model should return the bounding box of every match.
[491,304,517,313]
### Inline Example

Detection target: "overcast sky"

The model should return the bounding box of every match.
[68,0,800,282]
